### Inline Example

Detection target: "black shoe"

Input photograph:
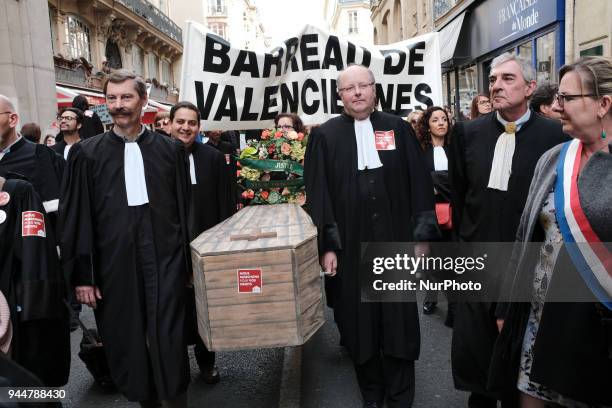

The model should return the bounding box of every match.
[423,301,438,315]
[362,401,382,408]
[201,365,220,384]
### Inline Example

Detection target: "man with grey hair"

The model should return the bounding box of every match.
[305,64,440,407]
[60,70,192,407]
[449,53,568,407]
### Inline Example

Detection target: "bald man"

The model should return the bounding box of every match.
[0,95,64,223]
[305,65,440,408]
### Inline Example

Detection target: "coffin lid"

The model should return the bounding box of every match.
[191,203,317,257]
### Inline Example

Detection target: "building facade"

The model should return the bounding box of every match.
[48,0,182,111]
[325,0,374,45]
[370,0,433,45]
[198,0,270,51]
[1,0,57,128]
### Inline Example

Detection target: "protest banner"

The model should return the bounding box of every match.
[180,22,442,130]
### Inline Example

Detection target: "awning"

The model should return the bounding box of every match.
[148,99,173,112]
[439,12,466,66]
[56,85,107,107]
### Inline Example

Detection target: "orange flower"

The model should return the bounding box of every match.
[247,189,255,199]
[261,129,271,139]
[236,170,241,177]
[261,191,270,200]
[297,132,304,141]
[281,142,292,155]
[274,131,283,139]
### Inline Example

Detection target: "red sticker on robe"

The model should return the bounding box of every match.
[237,269,262,293]
[22,211,46,238]
[374,130,396,150]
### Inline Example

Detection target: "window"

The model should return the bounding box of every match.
[148,53,159,79]
[132,46,145,75]
[158,0,168,14]
[162,60,172,86]
[458,65,477,119]
[65,15,91,61]
[49,8,57,54]
[209,0,226,15]
[536,32,556,83]
[517,40,533,63]
[209,23,227,40]
[580,45,604,57]
[348,11,359,34]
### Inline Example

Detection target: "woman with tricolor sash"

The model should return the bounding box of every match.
[489,57,612,407]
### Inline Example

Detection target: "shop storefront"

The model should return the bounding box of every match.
[439,0,565,120]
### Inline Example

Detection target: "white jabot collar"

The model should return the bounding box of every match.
[188,153,197,184]
[354,117,382,171]
[122,126,149,206]
[433,146,448,171]
[487,109,532,191]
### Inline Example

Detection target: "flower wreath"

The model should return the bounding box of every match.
[237,128,308,205]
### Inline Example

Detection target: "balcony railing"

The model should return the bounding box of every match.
[370,0,379,9]
[116,0,182,43]
[208,5,227,16]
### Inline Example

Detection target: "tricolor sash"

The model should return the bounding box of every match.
[554,139,612,310]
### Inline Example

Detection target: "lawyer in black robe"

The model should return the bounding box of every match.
[0,175,70,386]
[0,137,64,213]
[59,129,192,402]
[187,142,235,238]
[184,142,235,375]
[305,108,440,405]
[449,111,568,402]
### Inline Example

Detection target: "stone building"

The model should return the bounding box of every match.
[49,0,182,118]
[325,0,374,46]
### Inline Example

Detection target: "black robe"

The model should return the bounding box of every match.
[206,140,239,206]
[304,111,440,364]
[59,129,191,401]
[187,142,235,240]
[448,111,569,397]
[0,176,70,386]
[0,137,64,210]
[185,143,235,346]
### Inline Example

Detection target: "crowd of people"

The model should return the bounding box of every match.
[0,53,610,408]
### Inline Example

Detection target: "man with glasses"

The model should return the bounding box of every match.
[0,95,64,216]
[0,95,70,386]
[449,53,568,408]
[59,70,192,408]
[52,107,84,160]
[305,64,440,408]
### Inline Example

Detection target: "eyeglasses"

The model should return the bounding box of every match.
[478,100,491,105]
[58,116,77,121]
[338,82,375,94]
[279,125,294,130]
[410,120,418,125]
[554,93,597,108]
[0,111,14,116]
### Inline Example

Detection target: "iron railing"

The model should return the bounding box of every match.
[116,0,182,43]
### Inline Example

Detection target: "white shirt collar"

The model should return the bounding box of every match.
[354,117,383,171]
[496,109,531,132]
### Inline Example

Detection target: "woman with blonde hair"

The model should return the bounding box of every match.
[491,56,612,407]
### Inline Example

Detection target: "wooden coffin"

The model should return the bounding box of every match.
[190,203,324,351]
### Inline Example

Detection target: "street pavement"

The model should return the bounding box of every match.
[63,308,284,408]
[301,296,469,408]
[62,294,467,407]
